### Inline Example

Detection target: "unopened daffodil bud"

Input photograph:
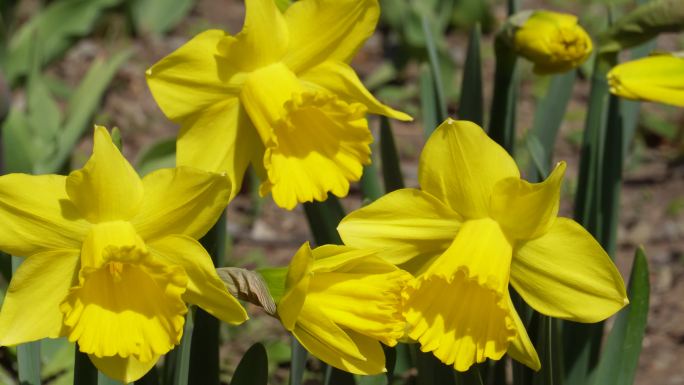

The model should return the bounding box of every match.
[511,10,593,74]
[608,53,684,107]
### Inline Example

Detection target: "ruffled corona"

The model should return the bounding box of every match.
[241,63,371,209]
[61,246,188,363]
[403,218,517,370]
[275,243,410,374]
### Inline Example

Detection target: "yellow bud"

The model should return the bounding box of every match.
[513,10,593,74]
[607,53,684,107]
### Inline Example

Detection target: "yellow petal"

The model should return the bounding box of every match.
[337,188,461,272]
[296,301,367,360]
[306,264,409,346]
[404,218,516,371]
[419,119,519,219]
[146,30,241,121]
[89,354,159,384]
[0,250,79,345]
[490,162,566,240]
[607,54,684,107]
[216,0,289,71]
[505,294,541,371]
[176,99,263,201]
[0,174,89,256]
[283,0,379,73]
[300,60,412,121]
[278,242,314,330]
[61,251,188,362]
[132,166,231,241]
[294,324,386,375]
[511,218,628,322]
[148,235,248,325]
[66,126,143,223]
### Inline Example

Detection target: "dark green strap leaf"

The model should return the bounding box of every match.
[230,343,268,385]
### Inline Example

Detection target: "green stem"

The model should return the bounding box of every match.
[11,256,41,385]
[488,37,518,154]
[188,212,226,385]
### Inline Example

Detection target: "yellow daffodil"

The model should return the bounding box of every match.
[263,242,410,374]
[337,119,628,371]
[146,0,411,210]
[0,127,247,383]
[513,10,592,74]
[608,53,684,107]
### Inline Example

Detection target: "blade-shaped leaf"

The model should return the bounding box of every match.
[6,0,124,82]
[457,24,483,126]
[231,343,268,385]
[592,247,649,385]
[128,0,194,36]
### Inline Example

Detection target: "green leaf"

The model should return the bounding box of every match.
[457,24,483,126]
[419,64,439,139]
[415,349,455,385]
[360,140,384,204]
[6,0,124,82]
[379,116,404,192]
[526,71,576,181]
[136,137,176,176]
[41,339,73,385]
[11,257,41,385]
[35,48,132,173]
[488,35,518,154]
[230,343,268,385]
[421,14,447,121]
[189,213,227,385]
[289,338,307,385]
[128,0,194,36]
[324,367,355,385]
[73,348,97,385]
[168,311,195,385]
[303,197,345,245]
[2,108,35,173]
[592,247,649,385]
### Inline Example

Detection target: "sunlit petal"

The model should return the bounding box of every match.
[419,119,519,219]
[283,0,379,73]
[66,127,143,223]
[0,250,79,345]
[149,235,248,325]
[511,218,629,322]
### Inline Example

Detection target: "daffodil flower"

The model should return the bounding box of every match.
[337,119,628,371]
[146,0,411,210]
[608,53,684,107]
[512,10,593,74]
[0,127,247,383]
[262,242,410,374]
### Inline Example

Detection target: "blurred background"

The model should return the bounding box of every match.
[0,0,682,384]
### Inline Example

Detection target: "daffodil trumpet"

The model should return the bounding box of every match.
[0,127,247,383]
[146,0,411,210]
[338,119,628,371]
[261,243,411,374]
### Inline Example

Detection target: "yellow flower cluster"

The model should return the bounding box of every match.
[0,0,632,382]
